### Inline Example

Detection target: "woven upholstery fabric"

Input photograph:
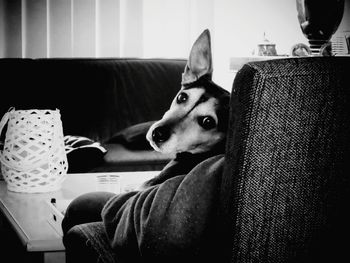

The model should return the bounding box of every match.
[219,57,350,262]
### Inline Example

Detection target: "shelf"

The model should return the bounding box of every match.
[229,56,287,72]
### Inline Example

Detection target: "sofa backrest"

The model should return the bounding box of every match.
[217,57,350,262]
[0,58,186,142]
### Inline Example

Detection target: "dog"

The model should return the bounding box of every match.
[141,29,230,189]
[142,29,230,188]
[146,29,230,157]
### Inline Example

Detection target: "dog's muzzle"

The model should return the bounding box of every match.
[152,126,170,144]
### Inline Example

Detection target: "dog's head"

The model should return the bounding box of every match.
[146,29,230,155]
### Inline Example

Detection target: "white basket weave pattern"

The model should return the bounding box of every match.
[0,109,68,193]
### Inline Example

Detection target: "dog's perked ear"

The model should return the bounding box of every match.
[182,29,213,85]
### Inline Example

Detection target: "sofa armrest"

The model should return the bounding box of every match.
[217,57,350,262]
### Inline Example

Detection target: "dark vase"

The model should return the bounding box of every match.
[296,0,345,55]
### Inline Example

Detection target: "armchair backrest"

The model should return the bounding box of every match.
[218,57,350,262]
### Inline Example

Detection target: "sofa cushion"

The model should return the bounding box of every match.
[95,144,174,172]
[106,121,155,150]
[91,121,173,172]
[64,135,107,173]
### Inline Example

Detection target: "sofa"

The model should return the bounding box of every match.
[217,56,350,262]
[0,58,187,173]
[62,56,350,263]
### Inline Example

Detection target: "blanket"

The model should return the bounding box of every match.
[101,154,225,263]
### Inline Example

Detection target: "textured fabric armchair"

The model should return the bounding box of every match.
[63,57,350,263]
[217,56,350,262]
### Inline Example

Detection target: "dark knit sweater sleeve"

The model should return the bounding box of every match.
[101,154,225,262]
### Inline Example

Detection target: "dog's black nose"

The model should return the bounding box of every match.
[152,126,170,143]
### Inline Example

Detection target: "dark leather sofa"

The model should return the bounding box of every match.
[0,58,187,172]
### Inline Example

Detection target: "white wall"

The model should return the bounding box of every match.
[24,0,47,58]
[0,0,22,57]
[72,0,96,57]
[142,0,215,59]
[211,0,308,89]
[143,0,191,58]
[120,0,142,57]
[48,0,72,57]
[96,0,120,57]
[0,0,349,89]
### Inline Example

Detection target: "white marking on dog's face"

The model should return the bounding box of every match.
[146,87,226,155]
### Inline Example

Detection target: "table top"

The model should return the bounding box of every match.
[0,171,158,252]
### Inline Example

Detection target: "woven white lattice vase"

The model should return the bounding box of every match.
[0,108,68,193]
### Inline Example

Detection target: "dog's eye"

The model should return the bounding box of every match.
[198,116,216,130]
[176,92,188,104]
